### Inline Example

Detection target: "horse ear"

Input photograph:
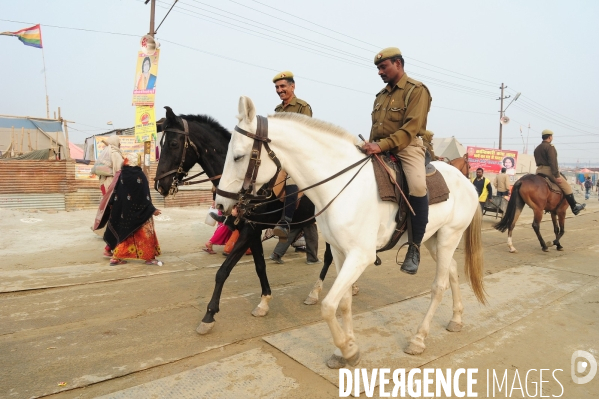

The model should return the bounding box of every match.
[237,96,256,123]
[164,106,176,122]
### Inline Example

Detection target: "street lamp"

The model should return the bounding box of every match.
[503,92,521,113]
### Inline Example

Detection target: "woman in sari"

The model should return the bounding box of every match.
[103,153,162,266]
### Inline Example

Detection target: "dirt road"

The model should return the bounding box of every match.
[1,197,597,398]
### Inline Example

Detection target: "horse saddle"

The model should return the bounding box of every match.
[372,153,450,206]
[371,153,450,256]
[536,173,563,195]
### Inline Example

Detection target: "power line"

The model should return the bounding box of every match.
[0,16,578,123]
[0,18,138,37]
[196,0,499,88]
[157,1,499,99]
[512,103,598,136]
[241,0,499,86]
[506,88,599,130]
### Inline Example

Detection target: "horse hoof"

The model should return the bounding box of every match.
[304,296,318,305]
[446,321,463,332]
[404,342,425,355]
[542,248,549,252]
[251,306,269,317]
[196,322,215,335]
[352,284,360,296]
[509,249,518,253]
[557,247,564,251]
[346,350,361,366]
[326,353,347,369]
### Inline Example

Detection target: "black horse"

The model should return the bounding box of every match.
[155,107,342,334]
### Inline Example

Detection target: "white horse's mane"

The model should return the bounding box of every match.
[268,113,358,145]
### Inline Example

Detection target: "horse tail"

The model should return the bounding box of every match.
[464,205,487,304]
[494,181,522,233]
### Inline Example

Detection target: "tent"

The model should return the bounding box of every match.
[432,137,466,160]
[69,142,84,159]
[0,115,66,159]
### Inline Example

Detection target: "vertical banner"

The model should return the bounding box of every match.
[467,146,518,175]
[134,105,157,143]
[132,50,160,106]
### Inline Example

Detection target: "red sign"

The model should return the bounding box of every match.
[467,146,518,175]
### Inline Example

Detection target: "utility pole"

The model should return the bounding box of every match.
[497,83,510,150]
[143,0,156,179]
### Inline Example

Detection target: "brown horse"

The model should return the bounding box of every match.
[447,154,470,178]
[494,174,568,253]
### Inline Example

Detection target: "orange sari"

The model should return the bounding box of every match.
[113,218,161,261]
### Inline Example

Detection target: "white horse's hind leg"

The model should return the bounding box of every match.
[446,258,464,332]
[406,232,459,355]
[424,236,463,331]
[321,250,367,367]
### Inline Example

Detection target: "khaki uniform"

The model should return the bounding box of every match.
[275,96,312,186]
[534,140,572,195]
[494,173,510,193]
[274,96,312,117]
[369,73,432,197]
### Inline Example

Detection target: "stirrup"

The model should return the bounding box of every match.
[273,220,290,240]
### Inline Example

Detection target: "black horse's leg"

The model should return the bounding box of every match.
[249,227,273,317]
[319,242,334,281]
[197,225,253,334]
[304,242,331,305]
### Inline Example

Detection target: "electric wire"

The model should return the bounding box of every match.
[241,0,500,86]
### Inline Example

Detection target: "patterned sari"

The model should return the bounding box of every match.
[113,218,161,261]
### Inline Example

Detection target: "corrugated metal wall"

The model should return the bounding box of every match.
[0,160,212,210]
[0,193,66,210]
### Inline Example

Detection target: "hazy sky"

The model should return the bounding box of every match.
[1,0,598,164]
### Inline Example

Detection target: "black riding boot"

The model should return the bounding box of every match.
[401,195,429,275]
[273,184,298,241]
[564,193,585,215]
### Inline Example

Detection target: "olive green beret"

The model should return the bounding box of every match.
[374,47,402,65]
[541,129,554,136]
[273,71,294,83]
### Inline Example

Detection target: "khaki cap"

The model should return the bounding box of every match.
[273,71,294,83]
[374,47,402,65]
[542,129,554,136]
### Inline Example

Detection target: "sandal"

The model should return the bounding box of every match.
[145,259,163,266]
[103,250,113,258]
[109,259,127,266]
[202,248,217,255]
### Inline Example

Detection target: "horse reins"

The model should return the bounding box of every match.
[215,114,373,226]
[154,117,221,196]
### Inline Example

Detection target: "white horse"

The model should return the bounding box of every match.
[216,96,486,368]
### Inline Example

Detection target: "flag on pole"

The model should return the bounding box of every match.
[0,24,43,48]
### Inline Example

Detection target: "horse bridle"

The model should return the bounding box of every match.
[154,118,220,196]
[215,115,373,226]
[215,115,282,203]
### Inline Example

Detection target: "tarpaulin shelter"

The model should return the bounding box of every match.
[0,115,66,159]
